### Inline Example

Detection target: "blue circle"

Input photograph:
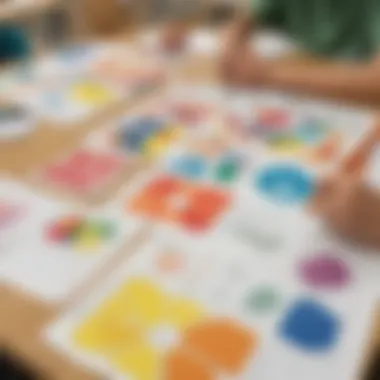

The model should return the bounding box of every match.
[279,298,340,352]
[169,154,206,180]
[256,164,315,205]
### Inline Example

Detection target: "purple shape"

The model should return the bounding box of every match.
[300,254,351,289]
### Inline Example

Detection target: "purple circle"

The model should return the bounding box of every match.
[300,254,351,289]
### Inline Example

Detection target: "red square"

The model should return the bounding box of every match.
[44,150,125,194]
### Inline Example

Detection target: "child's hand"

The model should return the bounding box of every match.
[314,175,380,248]
[221,47,270,88]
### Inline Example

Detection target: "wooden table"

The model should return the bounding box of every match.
[0,35,379,380]
[0,0,60,21]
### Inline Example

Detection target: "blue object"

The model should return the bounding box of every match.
[169,154,207,180]
[279,298,340,352]
[296,118,327,144]
[0,25,30,63]
[255,164,315,205]
[117,116,166,152]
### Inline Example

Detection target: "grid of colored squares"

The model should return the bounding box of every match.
[115,116,181,158]
[230,107,341,162]
[127,175,231,232]
[167,151,245,185]
[42,150,125,195]
[45,214,116,252]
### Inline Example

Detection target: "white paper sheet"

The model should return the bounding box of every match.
[0,179,141,302]
[47,230,378,380]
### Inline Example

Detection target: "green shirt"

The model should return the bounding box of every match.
[252,0,380,61]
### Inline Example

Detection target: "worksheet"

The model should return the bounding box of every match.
[48,230,378,380]
[0,179,141,302]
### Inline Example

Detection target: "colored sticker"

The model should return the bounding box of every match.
[46,215,116,253]
[70,82,114,105]
[214,153,242,184]
[156,251,185,274]
[296,117,328,145]
[266,135,304,155]
[246,286,280,314]
[300,254,351,289]
[169,154,207,180]
[169,102,211,125]
[116,116,170,154]
[128,176,231,232]
[255,164,315,205]
[43,150,124,194]
[279,298,340,352]
[253,108,292,137]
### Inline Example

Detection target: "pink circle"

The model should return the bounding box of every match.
[300,254,351,289]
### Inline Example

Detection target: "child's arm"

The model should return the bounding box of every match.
[314,126,380,249]
[315,175,380,249]
[266,57,380,103]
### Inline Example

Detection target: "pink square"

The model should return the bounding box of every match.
[44,150,125,194]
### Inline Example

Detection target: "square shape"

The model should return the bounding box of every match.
[42,149,125,195]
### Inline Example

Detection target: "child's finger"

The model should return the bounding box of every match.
[308,176,337,214]
[340,120,380,177]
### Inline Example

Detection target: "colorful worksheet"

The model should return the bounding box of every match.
[84,85,222,161]
[221,91,374,172]
[0,179,141,302]
[25,75,124,124]
[47,231,378,380]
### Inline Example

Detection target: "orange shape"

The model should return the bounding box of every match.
[129,176,181,219]
[128,176,231,232]
[178,187,231,231]
[156,250,184,273]
[312,134,341,163]
[183,318,256,375]
[164,347,215,380]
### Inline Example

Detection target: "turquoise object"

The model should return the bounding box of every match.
[296,118,327,144]
[256,164,315,205]
[169,154,207,180]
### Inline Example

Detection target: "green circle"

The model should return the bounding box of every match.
[246,287,279,314]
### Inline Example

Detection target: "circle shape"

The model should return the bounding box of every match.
[255,164,315,205]
[246,286,280,314]
[300,254,351,289]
